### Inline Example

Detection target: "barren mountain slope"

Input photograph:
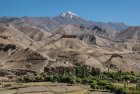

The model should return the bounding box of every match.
[0,47,48,73]
[0,24,49,73]
[0,16,60,30]
[115,26,140,51]
[15,24,52,42]
[0,24,40,50]
[53,24,117,40]
[116,26,140,40]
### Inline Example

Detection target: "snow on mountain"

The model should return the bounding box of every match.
[60,11,79,18]
[53,11,129,32]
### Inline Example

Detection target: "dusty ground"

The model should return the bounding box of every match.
[0,82,114,94]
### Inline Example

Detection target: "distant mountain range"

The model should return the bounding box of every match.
[53,11,129,32]
[0,11,129,32]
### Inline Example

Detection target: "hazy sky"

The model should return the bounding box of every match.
[0,0,140,25]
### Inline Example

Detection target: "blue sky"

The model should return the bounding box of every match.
[0,0,140,26]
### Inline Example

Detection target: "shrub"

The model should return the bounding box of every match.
[97,80,108,86]
[90,82,97,89]
[35,75,44,81]
[70,79,76,84]
[105,84,112,90]
[82,78,91,84]
[41,73,47,78]
[60,76,71,83]
[115,86,125,94]
[46,75,53,81]
[76,77,82,83]
[3,84,12,87]
[52,75,59,82]
[111,85,126,94]
[22,76,31,82]
[123,75,132,81]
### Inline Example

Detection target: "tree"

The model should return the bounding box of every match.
[105,84,113,91]
[46,75,53,81]
[41,73,47,78]
[35,75,44,82]
[91,67,101,76]
[82,78,90,84]
[136,80,140,89]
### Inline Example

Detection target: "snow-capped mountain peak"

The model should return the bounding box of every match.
[61,11,79,18]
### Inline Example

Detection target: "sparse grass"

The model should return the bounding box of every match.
[0,89,17,94]
[21,82,50,86]
[1,82,16,85]
[113,82,136,87]
[1,82,50,87]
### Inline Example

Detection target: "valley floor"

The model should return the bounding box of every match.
[0,82,113,94]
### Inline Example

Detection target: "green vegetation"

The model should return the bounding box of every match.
[19,65,140,94]
[90,80,97,89]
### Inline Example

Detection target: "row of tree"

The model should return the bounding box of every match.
[19,65,140,94]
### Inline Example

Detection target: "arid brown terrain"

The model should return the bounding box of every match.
[0,12,140,81]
